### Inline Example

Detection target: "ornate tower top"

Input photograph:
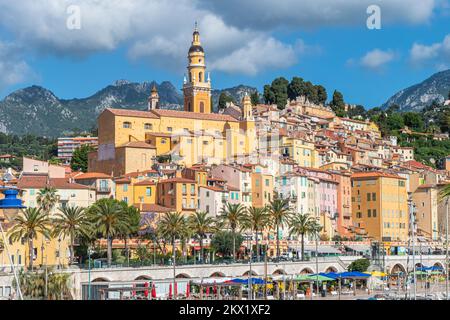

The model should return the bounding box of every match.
[183,23,211,113]
[148,84,160,111]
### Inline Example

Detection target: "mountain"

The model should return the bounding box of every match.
[383,69,450,112]
[0,81,256,137]
[211,85,258,111]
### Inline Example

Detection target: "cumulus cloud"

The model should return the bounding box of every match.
[198,0,437,30]
[410,34,450,69]
[360,49,396,69]
[0,41,33,91]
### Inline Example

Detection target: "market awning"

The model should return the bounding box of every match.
[226,278,266,285]
[338,271,371,279]
[307,274,336,282]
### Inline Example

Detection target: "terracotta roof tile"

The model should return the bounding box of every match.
[106,108,159,119]
[74,172,111,180]
[150,109,239,122]
[17,176,92,190]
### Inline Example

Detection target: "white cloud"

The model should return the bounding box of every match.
[360,49,395,69]
[0,42,33,91]
[410,34,450,69]
[198,0,437,30]
[210,37,298,75]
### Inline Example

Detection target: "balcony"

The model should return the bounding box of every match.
[97,186,111,193]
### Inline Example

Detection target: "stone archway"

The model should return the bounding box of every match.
[243,270,258,276]
[300,268,314,274]
[210,272,226,278]
[135,275,152,281]
[272,269,287,275]
[176,273,191,279]
[391,263,406,275]
[92,277,111,283]
[324,266,338,273]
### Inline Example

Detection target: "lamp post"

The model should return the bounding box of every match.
[0,187,25,300]
[87,246,93,300]
[446,199,449,300]
[408,195,417,300]
[248,233,253,300]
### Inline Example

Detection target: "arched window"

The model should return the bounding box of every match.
[189,73,192,82]
[123,122,132,129]
[200,102,205,113]
[144,123,153,130]
[188,102,191,112]
[199,72,203,82]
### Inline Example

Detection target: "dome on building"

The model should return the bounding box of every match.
[189,45,204,53]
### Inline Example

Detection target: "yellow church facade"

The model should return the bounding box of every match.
[89,26,256,175]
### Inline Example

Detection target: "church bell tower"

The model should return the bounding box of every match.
[183,22,212,113]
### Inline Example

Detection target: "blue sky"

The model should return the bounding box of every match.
[0,0,449,109]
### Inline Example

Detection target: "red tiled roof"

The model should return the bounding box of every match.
[106,108,159,119]
[158,178,196,184]
[17,176,92,189]
[134,179,157,186]
[351,172,406,180]
[134,204,172,213]
[150,109,239,122]
[118,141,155,149]
[74,172,111,180]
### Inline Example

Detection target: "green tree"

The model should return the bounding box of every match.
[330,90,346,117]
[8,208,52,270]
[267,197,292,258]
[287,77,305,101]
[348,258,371,272]
[219,203,246,261]
[403,112,425,132]
[250,91,260,106]
[70,144,95,172]
[386,112,405,131]
[269,77,289,110]
[188,211,216,263]
[316,85,328,105]
[218,92,235,110]
[88,199,129,266]
[37,187,60,214]
[211,231,244,258]
[263,85,275,104]
[242,206,270,261]
[53,206,91,264]
[347,105,367,119]
[288,213,316,261]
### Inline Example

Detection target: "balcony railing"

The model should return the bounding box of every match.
[97,187,111,193]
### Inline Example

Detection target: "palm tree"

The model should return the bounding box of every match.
[8,208,52,270]
[52,206,91,265]
[37,187,60,214]
[188,211,216,263]
[219,203,246,261]
[157,212,186,298]
[288,213,315,261]
[118,203,141,265]
[243,206,270,262]
[88,199,129,267]
[267,197,292,258]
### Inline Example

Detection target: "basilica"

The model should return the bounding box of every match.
[88,25,257,176]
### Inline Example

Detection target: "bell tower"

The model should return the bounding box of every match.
[183,22,211,113]
[148,84,160,111]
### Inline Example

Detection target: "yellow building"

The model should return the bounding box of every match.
[89,26,257,174]
[281,137,318,168]
[156,178,198,214]
[251,172,274,208]
[351,172,408,242]
[114,177,157,206]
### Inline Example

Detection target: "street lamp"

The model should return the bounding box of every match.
[87,246,94,300]
[0,187,26,300]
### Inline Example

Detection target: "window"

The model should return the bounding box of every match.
[373,209,377,217]
[30,189,35,196]
[190,199,195,208]
[372,193,376,201]
[191,184,195,195]
[146,188,152,197]
[206,205,210,213]
[206,191,210,197]
[399,180,405,187]
[123,184,128,192]
[356,212,362,218]
[123,197,128,203]
[144,123,153,130]
[161,139,167,144]
[123,122,132,129]
[203,141,208,146]
[368,209,371,217]
[367,193,371,201]
[167,127,173,132]
[182,184,187,194]
[255,179,260,187]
